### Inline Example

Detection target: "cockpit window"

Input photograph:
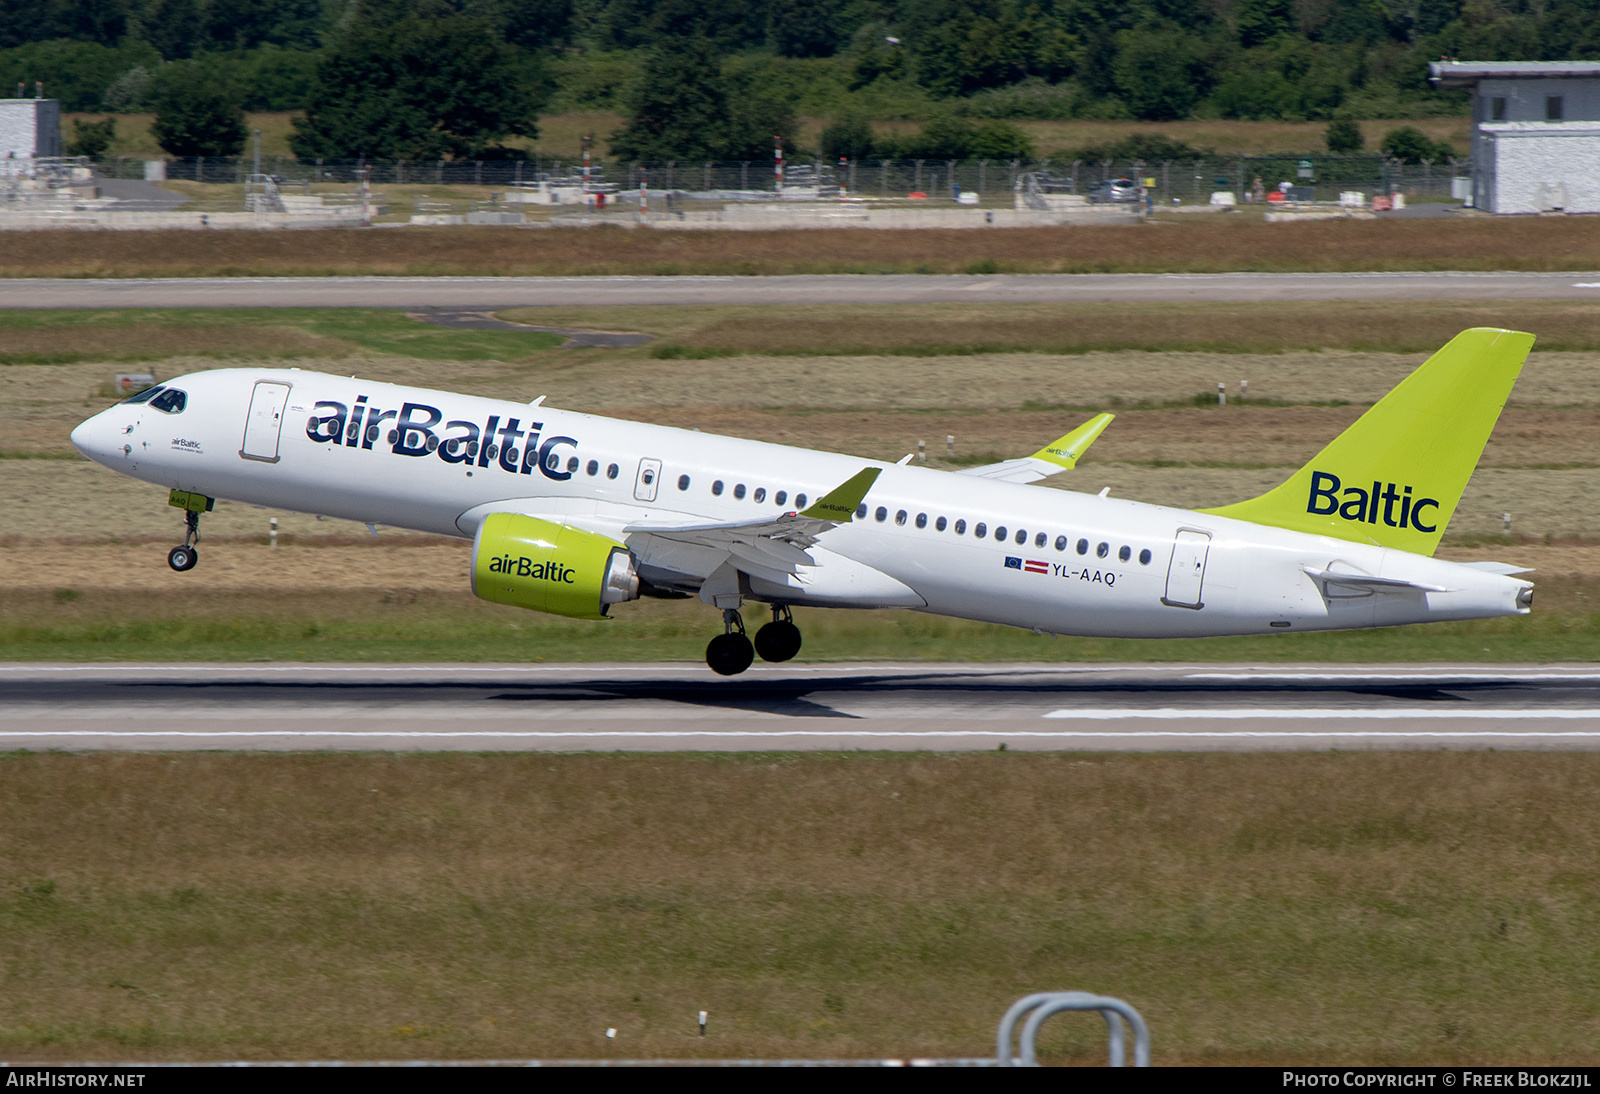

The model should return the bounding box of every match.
[121,385,165,404]
[149,388,187,414]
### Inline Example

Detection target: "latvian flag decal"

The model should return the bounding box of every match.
[1024,559,1049,574]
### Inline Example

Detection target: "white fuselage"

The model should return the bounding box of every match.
[70,367,1531,638]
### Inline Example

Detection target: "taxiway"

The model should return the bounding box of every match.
[7,271,1600,310]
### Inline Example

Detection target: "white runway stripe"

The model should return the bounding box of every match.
[1186,672,1600,682]
[1043,708,1600,719]
[3,727,1600,741]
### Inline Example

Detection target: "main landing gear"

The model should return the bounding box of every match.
[704,605,803,676]
[754,604,802,663]
[166,489,213,572]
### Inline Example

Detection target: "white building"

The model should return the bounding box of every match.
[1430,61,1600,214]
[0,98,62,171]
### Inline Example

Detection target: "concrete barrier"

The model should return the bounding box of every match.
[646,203,1136,230]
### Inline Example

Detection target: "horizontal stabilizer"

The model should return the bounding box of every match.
[957,414,1114,485]
[1460,561,1534,576]
[1302,566,1449,594]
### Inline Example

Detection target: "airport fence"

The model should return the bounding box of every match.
[92,154,1468,205]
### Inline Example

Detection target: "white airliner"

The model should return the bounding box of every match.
[70,328,1535,674]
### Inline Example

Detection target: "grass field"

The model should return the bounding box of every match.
[3,751,1599,1064]
[0,309,563,366]
[4,216,1600,279]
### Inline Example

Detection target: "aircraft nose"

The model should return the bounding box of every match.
[71,410,114,462]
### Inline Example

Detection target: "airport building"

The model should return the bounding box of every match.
[0,97,61,173]
[1431,60,1600,214]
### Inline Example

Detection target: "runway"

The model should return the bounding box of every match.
[5,663,1600,751]
[6,271,1600,310]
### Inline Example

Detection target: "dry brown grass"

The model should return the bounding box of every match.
[3,751,1600,1063]
[5,217,1600,278]
[618,301,1600,356]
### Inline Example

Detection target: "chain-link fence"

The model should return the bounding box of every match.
[92,153,1467,204]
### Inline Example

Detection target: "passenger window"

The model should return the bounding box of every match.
[895,510,907,526]
[608,463,620,479]
[915,513,927,529]
[1054,535,1067,551]
[733,483,746,500]
[1077,538,1089,555]
[712,480,724,496]
[753,487,766,502]
[875,506,888,522]
[936,516,947,531]
[1119,545,1131,562]
[1139,548,1152,565]
[975,522,987,538]
[1036,533,1047,548]
[856,504,867,518]
[954,519,966,535]
[1015,530,1027,545]
[1097,542,1110,558]
[795,493,807,508]
[586,460,599,476]
[678,474,690,490]
[149,388,187,414]
[995,526,1007,541]
[122,385,165,405]
[566,456,580,473]
[775,490,787,507]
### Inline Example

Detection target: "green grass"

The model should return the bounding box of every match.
[0,309,564,365]
[3,751,1600,1063]
[1,588,1592,663]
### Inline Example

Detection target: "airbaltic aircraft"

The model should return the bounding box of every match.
[71,327,1535,675]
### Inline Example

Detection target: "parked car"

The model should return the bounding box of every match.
[1087,178,1138,204]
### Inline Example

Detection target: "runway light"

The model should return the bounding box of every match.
[699,1010,708,1036]
[606,1027,617,1039]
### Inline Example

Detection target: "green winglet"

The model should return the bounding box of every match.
[801,467,882,522]
[1031,413,1115,470]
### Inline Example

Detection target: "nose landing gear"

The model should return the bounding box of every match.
[754,604,802,663]
[166,489,213,572]
[705,609,755,676]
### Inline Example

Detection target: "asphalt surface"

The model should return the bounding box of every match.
[6,663,1600,751]
[6,272,1600,310]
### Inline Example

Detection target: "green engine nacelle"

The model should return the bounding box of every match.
[471,513,640,620]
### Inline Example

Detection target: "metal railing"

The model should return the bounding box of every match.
[85,152,1466,207]
[997,991,1151,1067]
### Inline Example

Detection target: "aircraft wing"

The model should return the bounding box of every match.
[623,467,881,580]
[956,413,1114,484]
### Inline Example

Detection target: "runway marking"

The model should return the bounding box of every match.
[1043,708,1600,719]
[1,730,1600,744]
[1186,672,1600,682]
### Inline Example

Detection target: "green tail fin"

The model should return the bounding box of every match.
[1202,327,1534,556]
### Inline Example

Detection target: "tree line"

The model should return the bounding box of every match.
[8,0,1599,162]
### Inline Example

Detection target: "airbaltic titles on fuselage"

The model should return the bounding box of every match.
[306,397,577,479]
